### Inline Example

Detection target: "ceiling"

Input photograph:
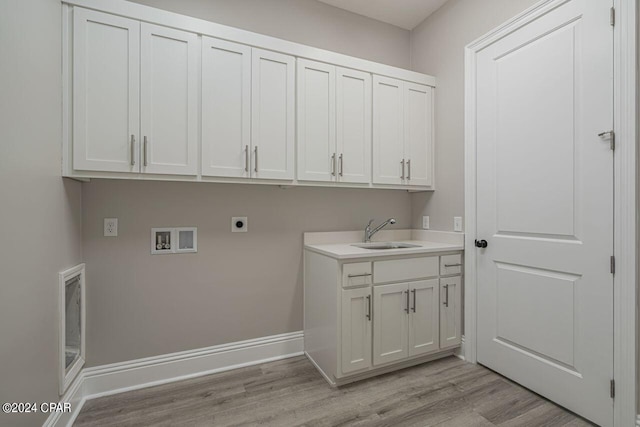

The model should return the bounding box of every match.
[316,0,450,30]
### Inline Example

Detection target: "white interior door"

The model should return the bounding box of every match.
[297,59,336,182]
[404,83,434,187]
[372,76,404,185]
[474,1,613,425]
[336,67,372,184]
[251,48,295,180]
[340,287,372,374]
[201,37,251,178]
[408,279,439,357]
[140,23,198,175]
[373,283,408,366]
[73,8,140,173]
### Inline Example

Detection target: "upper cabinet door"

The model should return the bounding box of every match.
[201,37,251,178]
[372,76,404,185]
[297,59,336,182]
[408,279,440,357]
[251,48,295,180]
[373,282,409,366]
[404,83,434,187]
[336,68,372,184]
[140,23,198,176]
[73,9,140,173]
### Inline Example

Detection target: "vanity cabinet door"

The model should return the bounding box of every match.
[373,283,408,365]
[440,276,462,349]
[341,287,372,374]
[408,279,440,357]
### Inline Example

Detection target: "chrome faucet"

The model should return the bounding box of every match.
[364,218,396,243]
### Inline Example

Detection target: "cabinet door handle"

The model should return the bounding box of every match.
[444,263,462,267]
[443,284,449,307]
[404,290,410,313]
[339,154,343,176]
[407,159,411,180]
[411,288,416,313]
[130,135,136,166]
[331,153,336,176]
[245,145,249,173]
[366,295,371,321]
[347,273,372,278]
[143,136,148,167]
[254,146,258,172]
[400,159,405,180]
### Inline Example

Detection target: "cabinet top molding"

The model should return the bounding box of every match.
[62,0,436,87]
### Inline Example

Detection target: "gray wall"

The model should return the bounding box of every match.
[409,0,538,231]
[83,180,410,365]
[0,1,84,426]
[129,0,411,68]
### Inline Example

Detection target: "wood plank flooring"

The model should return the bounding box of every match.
[74,356,594,427]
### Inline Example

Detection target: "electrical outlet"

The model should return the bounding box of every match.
[422,216,430,229]
[454,216,463,232]
[232,217,248,233]
[104,218,118,237]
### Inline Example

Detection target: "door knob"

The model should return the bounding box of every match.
[475,239,488,248]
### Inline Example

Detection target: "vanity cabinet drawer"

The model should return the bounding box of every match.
[342,262,373,288]
[373,256,439,284]
[440,254,462,276]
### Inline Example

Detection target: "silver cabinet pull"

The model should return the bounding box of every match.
[443,284,449,307]
[347,273,372,278]
[130,135,136,166]
[339,154,343,176]
[244,145,249,173]
[143,136,148,167]
[444,263,462,267]
[407,159,411,180]
[331,153,336,176]
[404,290,410,313]
[400,159,405,180]
[366,295,371,321]
[254,146,258,172]
[411,288,416,313]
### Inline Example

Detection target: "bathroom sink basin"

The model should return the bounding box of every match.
[352,242,421,250]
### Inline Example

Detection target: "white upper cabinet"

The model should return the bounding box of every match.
[297,59,336,182]
[404,83,434,187]
[251,48,295,180]
[73,8,140,173]
[201,37,252,178]
[373,76,434,187]
[140,23,198,175]
[372,76,404,185]
[336,67,371,184]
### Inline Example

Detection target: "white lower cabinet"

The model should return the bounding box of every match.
[341,287,372,374]
[304,250,463,386]
[440,276,462,349]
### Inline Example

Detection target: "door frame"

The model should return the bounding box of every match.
[463,1,637,426]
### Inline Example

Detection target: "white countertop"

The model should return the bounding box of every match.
[303,230,464,260]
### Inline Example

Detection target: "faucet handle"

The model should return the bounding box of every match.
[366,218,375,227]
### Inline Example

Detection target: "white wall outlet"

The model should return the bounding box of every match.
[422,216,430,230]
[104,218,118,237]
[232,217,248,233]
[454,216,463,232]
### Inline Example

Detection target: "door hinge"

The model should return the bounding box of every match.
[598,130,615,150]
[610,7,615,26]
[610,379,615,398]
[610,255,615,275]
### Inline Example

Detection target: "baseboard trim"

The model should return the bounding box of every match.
[43,331,304,427]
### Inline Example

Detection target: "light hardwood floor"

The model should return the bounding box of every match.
[74,356,593,426]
